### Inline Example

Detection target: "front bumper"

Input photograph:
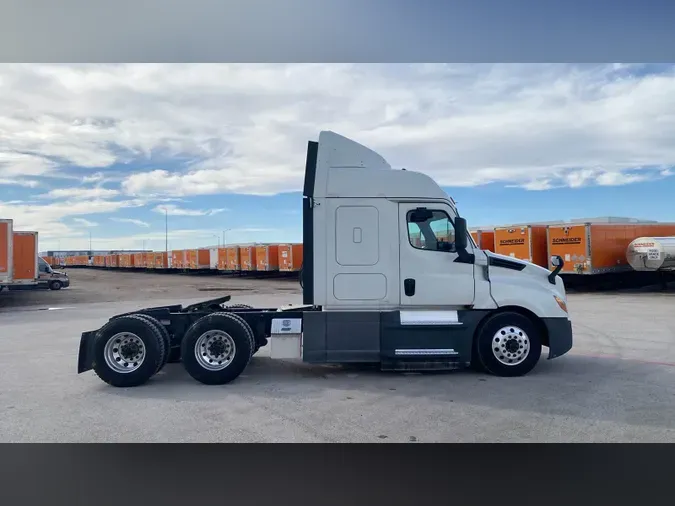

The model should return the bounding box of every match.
[542,317,573,359]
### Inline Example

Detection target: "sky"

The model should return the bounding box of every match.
[2,63,675,252]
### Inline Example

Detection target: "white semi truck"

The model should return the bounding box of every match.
[77,131,573,388]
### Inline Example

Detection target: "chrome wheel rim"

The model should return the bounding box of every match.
[104,332,146,373]
[491,326,530,366]
[194,330,236,371]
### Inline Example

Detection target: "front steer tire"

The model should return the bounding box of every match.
[473,311,542,377]
[180,312,254,385]
[91,315,166,388]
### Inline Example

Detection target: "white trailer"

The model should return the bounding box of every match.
[626,236,675,271]
[77,131,573,388]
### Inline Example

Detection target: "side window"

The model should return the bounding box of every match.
[407,209,456,252]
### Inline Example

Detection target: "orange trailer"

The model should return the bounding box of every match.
[0,219,12,284]
[149,252,168,269]
[239,245,257,271]
[186,249,210,270]
[216,247,227,270]
[470,230,495,253]
[494,225,548,268]
[256,244,279,271]
[171,250,185,269]
[118,253,135,268]
[278,243,303,271]
[92,255,106,267]
[225,246,241,271]
[547,222,675,275]
[106,254,119,268]
[133,252,148,269]
[12,231,38,283]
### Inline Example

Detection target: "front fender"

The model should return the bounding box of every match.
[488,267,568,319]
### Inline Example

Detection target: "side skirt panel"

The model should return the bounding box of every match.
[301,309,490,371]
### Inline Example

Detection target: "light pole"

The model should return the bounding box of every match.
[222,228,231,245]
[213,234,221,248]
[165,208,168,254]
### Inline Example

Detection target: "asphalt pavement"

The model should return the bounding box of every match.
[1,291,674,442]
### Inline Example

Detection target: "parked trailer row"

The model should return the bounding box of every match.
[57,243,304,274]
[469,222,675,275]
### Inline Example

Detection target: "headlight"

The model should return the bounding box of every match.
[554,295,568,313]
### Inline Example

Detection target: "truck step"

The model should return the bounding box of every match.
[381,359,466,372]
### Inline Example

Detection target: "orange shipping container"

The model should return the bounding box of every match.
[186,249,210,269]
[226,246,241,271]
[12,231,38,282]
[239,245,257,271]
[93,255,106,267]
[547,222,675,275]
[0,219,13,284]
[470,230,495,253]
[494,225,548,268]
[256,244,279,271]
[278,243,303,271]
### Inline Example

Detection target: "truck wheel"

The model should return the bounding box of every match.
[91,315,166,387]
[474,312,542,377]
[132,314,171,372]
[180,312,254,385]
[49,280,62,290]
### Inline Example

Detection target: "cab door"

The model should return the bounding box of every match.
[398,203,475,308]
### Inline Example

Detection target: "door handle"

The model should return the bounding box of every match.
[404,278,415,297]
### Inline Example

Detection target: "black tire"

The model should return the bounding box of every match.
[180,312,254,385]
[224,304,253,310]
[91,315,166,387]
[473,311,542,377]
[49,280,62,291]
[132,314,171,372]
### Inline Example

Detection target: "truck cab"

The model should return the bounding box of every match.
[300,131,572,375]
[38,257,70,290]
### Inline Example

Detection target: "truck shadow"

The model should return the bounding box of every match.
[96,353,675,432]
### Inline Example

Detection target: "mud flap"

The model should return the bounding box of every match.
[77,330,97,373]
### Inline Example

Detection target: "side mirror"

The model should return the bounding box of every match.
[454,216,468,252]
[547,255,565,285]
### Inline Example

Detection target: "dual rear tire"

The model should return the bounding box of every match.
[91,312,255,388]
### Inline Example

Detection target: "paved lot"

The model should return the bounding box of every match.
[1,270,674,442]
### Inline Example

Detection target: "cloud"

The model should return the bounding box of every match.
[40,187,121,200]
[37,226,284,252]
[111,217,150,227]
[72,217,98,227]
[0,198,146,239]
[1,63,675,200]
[0,178,40,188]
[153,204,227,216]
